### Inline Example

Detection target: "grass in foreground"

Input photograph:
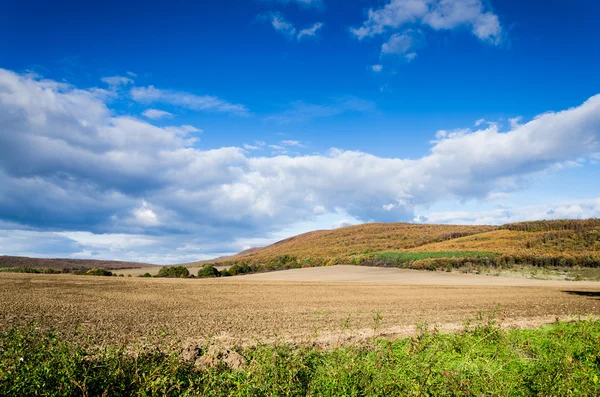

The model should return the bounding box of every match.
[1,316,599,396]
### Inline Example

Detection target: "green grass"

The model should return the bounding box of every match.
[1,316,599,396]
[374,251,496,262]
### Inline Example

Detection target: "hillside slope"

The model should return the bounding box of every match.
[210,222,496,267]
[409,219,600,267]
[207,220,600,271]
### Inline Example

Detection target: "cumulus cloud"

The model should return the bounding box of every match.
[371,64,383,72]
[352,0,502,43]
[352,0,502,62]
[266,12,324,40]
[142,108,173,119]
[131,85,248,115]
[380,30,421,60]
[1,68,600,262]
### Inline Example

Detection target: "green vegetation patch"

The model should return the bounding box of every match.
[1,318,599,396]
[373,251,496,263]
[157,266,190,278]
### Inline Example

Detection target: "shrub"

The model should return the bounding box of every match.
[198,264,220,278]
[142,273,152,278]
[157,266,190,278]
[85,268,113,277]
[228,263,252,276]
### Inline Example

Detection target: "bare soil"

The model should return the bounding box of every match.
[235,265,600,286]
[1,268,598,347]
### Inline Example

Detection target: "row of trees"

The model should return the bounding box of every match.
[154,263,255,279]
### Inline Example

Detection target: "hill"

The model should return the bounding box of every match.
[204,220,600,272]
[207,222,496,268]
[0,256,157,272]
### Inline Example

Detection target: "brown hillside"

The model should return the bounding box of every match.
[217,222,497,265]
[0,256,157,271]
[205,219,600,270]
[411,219,600,259]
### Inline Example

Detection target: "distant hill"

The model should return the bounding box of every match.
[202,220,600,271]
[204,222,496,266]
[0,256,157,271]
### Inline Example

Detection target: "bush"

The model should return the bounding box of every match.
[228,263,252,276]
[85,268,113,277]
[198,264,220,278]
[157,266,190,278]
[220,269,231,277]
[142,273,152,278]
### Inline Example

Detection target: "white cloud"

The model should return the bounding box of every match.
[101,75,134,87]
[243,141,266,151]
[132,201,160,226]
[281,140,304,147]
[352,0,502,43]
[371,64,383,72]
[351,0,503,61]
[131,85,248,115]
[142,108,174,119]
[509,116,523,130]
[415,197,600,225]
[266,12,324,40]
[270,12,297,37]
[1,68,600,262]
[56,231,158,250]
[297,22,324,39]
[381,31,421,59]
[405,52,417,61]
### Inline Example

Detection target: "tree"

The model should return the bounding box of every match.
[198,264,220,278]
[157,266,190,278]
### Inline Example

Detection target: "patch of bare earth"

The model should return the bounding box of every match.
[0,268,598,347]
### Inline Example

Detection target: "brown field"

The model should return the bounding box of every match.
[236,265,599,285]
[1,267,598,347]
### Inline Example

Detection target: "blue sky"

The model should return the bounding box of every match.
[0,0,599,263]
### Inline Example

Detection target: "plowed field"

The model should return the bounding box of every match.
[1,268,598,346]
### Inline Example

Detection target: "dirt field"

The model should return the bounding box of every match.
[236,265,599,286]
[1,268,598,346]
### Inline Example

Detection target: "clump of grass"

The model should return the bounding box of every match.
[1,317,599,396]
